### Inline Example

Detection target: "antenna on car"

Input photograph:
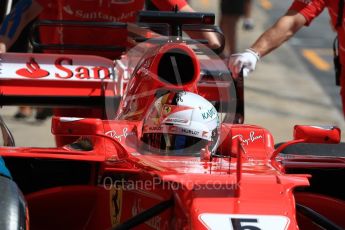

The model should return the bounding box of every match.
[235,137,244,197]
[172,5,182,38]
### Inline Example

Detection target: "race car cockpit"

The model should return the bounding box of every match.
[0,8,345,230]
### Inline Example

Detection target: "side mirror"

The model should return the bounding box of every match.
[51,117,104,136]
[294,125,341,144]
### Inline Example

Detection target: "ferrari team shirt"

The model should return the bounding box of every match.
[289,0,345,117]
[34,0,187,50]
[289,0,345,65]
[35,0,187,23]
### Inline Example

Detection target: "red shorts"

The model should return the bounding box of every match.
[220,0,245,16]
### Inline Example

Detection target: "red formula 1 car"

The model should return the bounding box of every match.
[0,11,344,230]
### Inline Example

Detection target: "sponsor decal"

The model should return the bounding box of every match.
[202,108,217,120]
[74,10,136,22]
[54,57,110,79]
[232,131,263,146]
[110,187,123,227]
[168,126,179,132]
[143,126,163,132]
[16,58,49,78]
[14,57,111,80]
[175,91,186,103]
[144,125,210,140]
[164,118,189,124]
[163,105,172,115]
[1,53,115,81]
[106,127,136,142]
[63,5,74,15]
[181,128,199,136]
[160,104,193,125]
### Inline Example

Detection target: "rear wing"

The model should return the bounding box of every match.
[0,53,120,108]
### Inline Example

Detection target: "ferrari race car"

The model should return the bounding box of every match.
[0,11,345,230]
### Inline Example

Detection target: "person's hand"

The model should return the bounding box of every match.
[0,42,6,53]
[228,49,260,77]
[205,31,222,50]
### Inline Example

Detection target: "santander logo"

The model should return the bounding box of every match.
[15,57,111,80]
[16,58,49,78]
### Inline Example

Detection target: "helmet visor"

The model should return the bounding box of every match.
[142,133,208,156]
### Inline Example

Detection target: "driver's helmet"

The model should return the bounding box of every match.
[141,91,220,155]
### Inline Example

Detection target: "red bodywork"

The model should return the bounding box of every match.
[0,36,344,230]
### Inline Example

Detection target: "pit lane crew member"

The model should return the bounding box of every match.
[141,91,220,157]
[228,0,345,117]
[0,0,219,53]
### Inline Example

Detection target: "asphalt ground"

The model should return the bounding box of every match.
[1,0,345,147]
